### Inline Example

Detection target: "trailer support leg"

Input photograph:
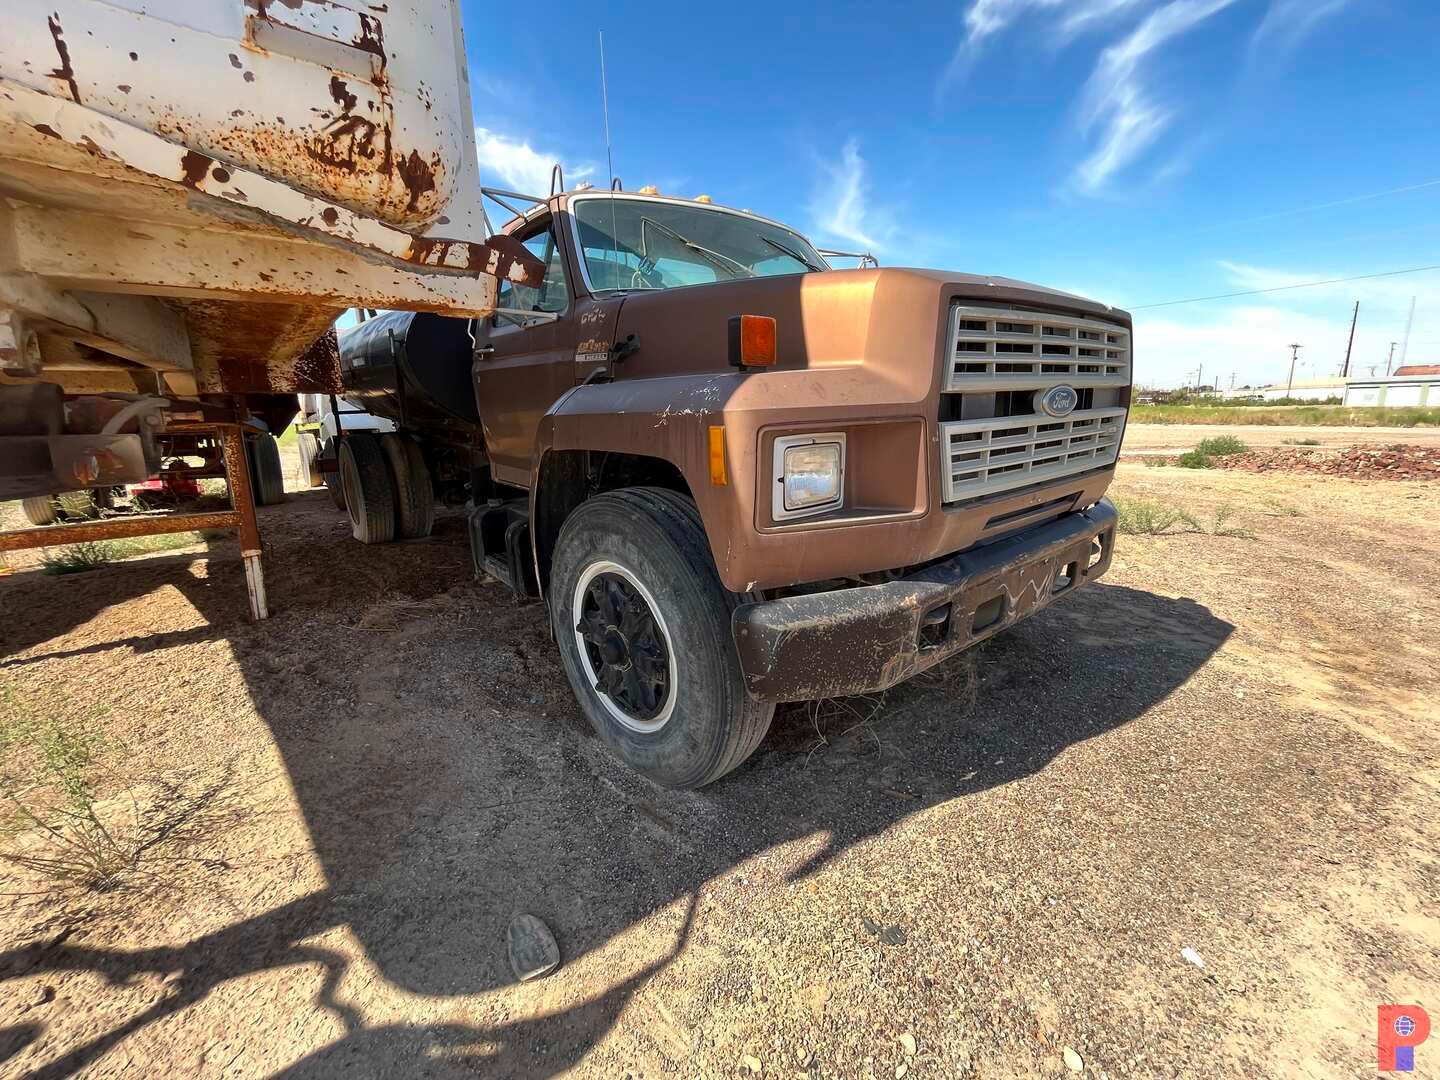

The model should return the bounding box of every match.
[219,424,268,621]
[242,552,268,621]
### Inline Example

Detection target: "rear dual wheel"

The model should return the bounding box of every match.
[550,487,774,789]
[338,432,433,544]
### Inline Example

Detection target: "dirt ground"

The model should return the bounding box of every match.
[1120,422,1440,453]
[1,431,1437,1079]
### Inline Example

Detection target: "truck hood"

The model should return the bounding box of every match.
[608,267,1130,388]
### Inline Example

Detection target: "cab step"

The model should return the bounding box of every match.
[469,499,538,599]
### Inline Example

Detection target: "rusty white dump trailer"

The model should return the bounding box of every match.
[0,0,542,614]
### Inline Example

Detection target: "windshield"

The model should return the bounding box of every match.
[572,197,829,292]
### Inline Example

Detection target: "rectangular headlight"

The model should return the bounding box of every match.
[773,433,846,520]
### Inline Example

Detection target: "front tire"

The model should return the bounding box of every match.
[550,487,774,789]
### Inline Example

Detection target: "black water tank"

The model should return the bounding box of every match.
[338,311,478,427]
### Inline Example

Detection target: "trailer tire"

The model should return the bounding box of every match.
[550,486,774,789]
[21,496,58,526]
[379,433,434,540]
[296,432,323,488]
[246,434,286,506]
[339,433,395,544]
[321,437,346,509]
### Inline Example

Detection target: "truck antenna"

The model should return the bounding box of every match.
[599,31,620,289]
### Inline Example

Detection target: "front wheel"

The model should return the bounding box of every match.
[550,487,774,789]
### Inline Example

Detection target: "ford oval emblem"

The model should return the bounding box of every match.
[1037,385,1079,418]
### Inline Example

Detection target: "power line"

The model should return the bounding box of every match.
[1129,263,1440,310]
[1183,177,1440,236]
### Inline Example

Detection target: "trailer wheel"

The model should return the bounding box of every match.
[21,496,58,526]
[246,433,286,506]
[550,486,774,789]
[321,437,346,509]
[379,433,434,540]
[296,432,323,488]
[339,433,395,544]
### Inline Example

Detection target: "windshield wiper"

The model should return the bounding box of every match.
[639,217,757,279]
[758,234,823,272]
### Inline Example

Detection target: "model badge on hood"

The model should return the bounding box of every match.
[1037,385,1079,417]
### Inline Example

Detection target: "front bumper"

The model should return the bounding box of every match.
[731,499,1117,702]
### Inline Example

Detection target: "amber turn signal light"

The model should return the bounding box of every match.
[728,314,777,370]
[708,425,728,486]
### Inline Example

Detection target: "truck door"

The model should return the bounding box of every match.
[473,216,576,486]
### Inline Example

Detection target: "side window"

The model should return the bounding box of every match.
[496,221,568,323]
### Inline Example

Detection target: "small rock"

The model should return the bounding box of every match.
[739,1054,762,1074]
[507,913,559,981]
[1181,946,1205,969]
[1063,1046,1084,1073]
[899,1033,918,1056]
[895,1065,908,1079]
[796,1048,815,1068]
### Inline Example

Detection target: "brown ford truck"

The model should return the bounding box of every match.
[333,187,1128,788]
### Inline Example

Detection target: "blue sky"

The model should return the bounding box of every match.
[459,0,1440,389]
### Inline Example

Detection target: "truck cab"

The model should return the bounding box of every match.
[336,185,1130,788]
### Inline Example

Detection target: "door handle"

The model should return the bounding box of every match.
[475,346,495,358]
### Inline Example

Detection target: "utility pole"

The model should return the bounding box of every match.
[1399,295,1416,367]
[1230,372,1237,390]
[1197,363,1204,391]
[1341,301,1358,377]
[1286,343,1303,396]
[1386,341,1398,376]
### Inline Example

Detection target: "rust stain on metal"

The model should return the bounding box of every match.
[243,71,255,83]
[396,149,435,212]
[228,53,244,69]
[290,327,342,390]
[178,149,214,188]
[117,83,132,93]
[212,166,231,183]
[46,14,82,105]
[328,75,358,113]
[321,206,339,225]
[0,511,242,552]
[32,123,60,139]
[400,231,545,283]
[354,12,387,68]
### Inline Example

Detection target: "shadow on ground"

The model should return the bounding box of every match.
[0,490,1233,1077]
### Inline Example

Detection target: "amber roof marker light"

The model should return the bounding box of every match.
[728,314,777,371]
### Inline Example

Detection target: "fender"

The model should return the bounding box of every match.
[531,372,746,593]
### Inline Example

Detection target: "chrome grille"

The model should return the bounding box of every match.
[946,304,1129,392]
[940,407,1126,504]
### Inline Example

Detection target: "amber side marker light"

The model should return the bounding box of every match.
[728,314,777,370]
[708,426,729,486]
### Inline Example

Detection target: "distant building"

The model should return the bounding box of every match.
[1343,374,1440,407]
[1256,377,1348,401]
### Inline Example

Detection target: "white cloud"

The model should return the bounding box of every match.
[1129,261,1440,387]
[946,0,1352,194]
[1250,0,1352,57]
[810,138,894,252]
[1073,0,1238,194]
[473,127,593,197]
[939,0,1144,96]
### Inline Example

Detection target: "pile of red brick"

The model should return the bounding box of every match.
[1213,444,1440,480]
